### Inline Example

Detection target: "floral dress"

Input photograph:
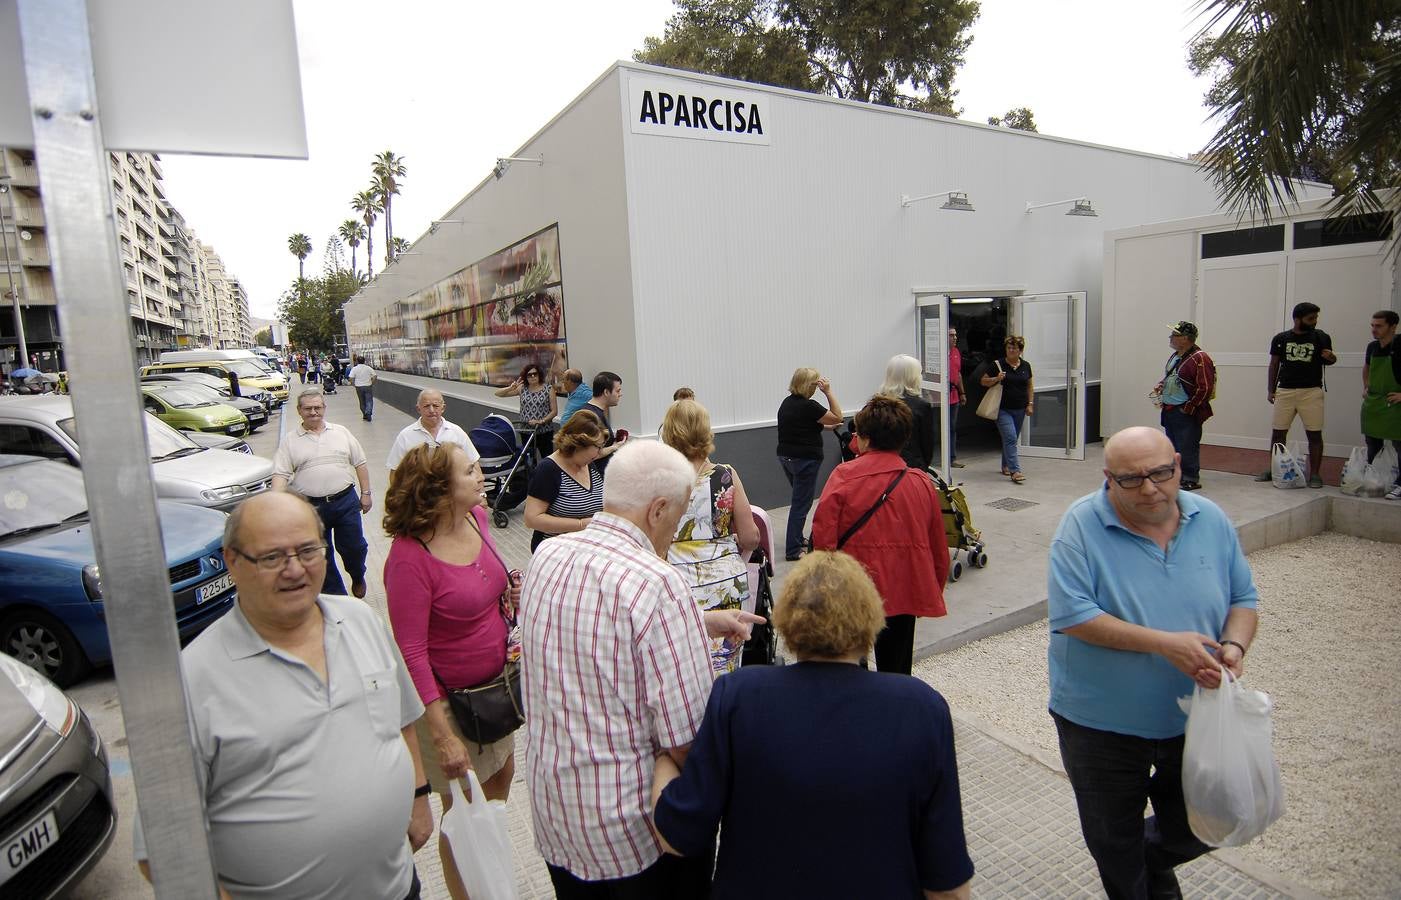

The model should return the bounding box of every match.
[667,463,749,674]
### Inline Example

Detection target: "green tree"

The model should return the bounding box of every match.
[636,0,980,114]
[372,150,407,266]
[338,219,365,276]
[287,232,312,282]
[1191,0,1400,239]
[388,236,410,258]
[323,234,346,275]
[350,189,383,278]
[277,270,362,352]
[254,327,273,348]
[987,106,1037,132]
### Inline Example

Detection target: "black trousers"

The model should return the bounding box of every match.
[547,849,713,900]
[874,614,916,675]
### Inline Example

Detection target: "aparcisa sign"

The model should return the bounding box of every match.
[628,76,772,146]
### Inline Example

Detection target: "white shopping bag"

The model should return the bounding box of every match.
[1178,670,1285,847]
[441,770,519,900]
[1361,462,1389,497]
[1339,447,1368,496]
[1270,443,1307,489]
[1377,443,1400,485]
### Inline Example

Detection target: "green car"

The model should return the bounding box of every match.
[140,384,249,436]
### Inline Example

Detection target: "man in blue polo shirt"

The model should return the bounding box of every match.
[1048,426,1258,900]
[558,368,593,423]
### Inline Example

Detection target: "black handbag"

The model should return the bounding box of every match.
[446,659,525,746]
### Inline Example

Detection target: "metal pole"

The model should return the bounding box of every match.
[13,0,220,896]
[0,174,27,367]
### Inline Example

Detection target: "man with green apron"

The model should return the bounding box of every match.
[1362,310,1401,500]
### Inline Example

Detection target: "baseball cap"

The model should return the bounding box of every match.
[1168,321,1198,339]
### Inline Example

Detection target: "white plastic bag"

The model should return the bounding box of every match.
[1339,447,1368,496]
[1377,443,1400,485]
[1270,442,1307,489]
[1178,670,1285,847]
[441,771,519,900]
[1360,462,1388,497]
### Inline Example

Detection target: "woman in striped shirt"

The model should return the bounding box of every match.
[524,410,607,551]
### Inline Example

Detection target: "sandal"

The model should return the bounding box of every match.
[1010,472,1026,484]
[1000,467,1011,476]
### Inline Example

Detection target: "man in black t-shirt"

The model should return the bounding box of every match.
[776,369,842,560]
[1254,302,1336,487]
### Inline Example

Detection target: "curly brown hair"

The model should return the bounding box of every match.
[853,394,912,452]
[556,409,607,455]
[382,444,464,538]
[772,551,885,659]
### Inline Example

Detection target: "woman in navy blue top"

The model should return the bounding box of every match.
[651,552,974,899]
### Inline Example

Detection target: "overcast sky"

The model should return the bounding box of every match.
[160,0,1221,320]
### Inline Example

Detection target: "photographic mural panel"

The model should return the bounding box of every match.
[350,224,568,387]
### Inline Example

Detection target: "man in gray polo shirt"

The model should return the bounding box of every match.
[134,492,433,898]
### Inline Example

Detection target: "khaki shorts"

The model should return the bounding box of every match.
[414,712,514,794]
[1272,387,1325,431]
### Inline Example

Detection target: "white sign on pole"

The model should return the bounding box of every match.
[0,0,307,158]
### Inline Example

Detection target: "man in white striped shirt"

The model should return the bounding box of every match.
[521,441,759,897]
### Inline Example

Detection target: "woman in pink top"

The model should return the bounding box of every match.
[383,443,520,900]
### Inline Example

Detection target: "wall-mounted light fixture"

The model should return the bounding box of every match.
[493,155,544,180]
[901,190,975,211]
[1025,197,1098,217]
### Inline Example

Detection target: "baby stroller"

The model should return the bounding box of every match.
[470,413,539,528]
[927,468,988,583]
[742,507,781,666]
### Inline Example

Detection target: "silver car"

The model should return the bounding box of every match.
[0,396,273,511]
[0,654,114,897]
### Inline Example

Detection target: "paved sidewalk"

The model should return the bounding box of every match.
[250,388,1311,899]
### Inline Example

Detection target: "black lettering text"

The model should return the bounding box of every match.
[639,91,657,124]
[725,100,733,130]
[692,96,708,128]
[674,94,692,126]
[733,101,747,132]
[658,92,674,124]
[746,103,763,134]
[709,99,723,130]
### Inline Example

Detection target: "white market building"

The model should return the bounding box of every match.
[343,61,1350,505]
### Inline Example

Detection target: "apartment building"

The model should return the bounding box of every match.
[0,146,251,370]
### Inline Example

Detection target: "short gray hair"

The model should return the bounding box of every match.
[416,389,444,406]
[296,388,325,409]
[603,441,694,512]
[877,354,921,399]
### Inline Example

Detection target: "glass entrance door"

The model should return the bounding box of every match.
[914,294,951,477]
[1010,292,1087,460]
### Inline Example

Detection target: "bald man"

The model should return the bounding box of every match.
[385,389,478,470]
[1047,427,1259,899]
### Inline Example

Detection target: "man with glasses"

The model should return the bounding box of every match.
[1047,426,1259,899]
[385,388,478,471]
[135,492,433,898]
[272,389,373,598]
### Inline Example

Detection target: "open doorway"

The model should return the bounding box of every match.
[948,297,1012,456]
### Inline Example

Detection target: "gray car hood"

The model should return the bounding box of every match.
[153,447,273,499]
[0,675,40,754]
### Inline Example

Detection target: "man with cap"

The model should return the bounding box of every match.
[1153,322,1216,491]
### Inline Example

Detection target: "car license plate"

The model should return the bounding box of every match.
[0,810,58,887]
[197,572,234,604]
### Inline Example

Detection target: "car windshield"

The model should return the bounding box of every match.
[158,372,228,393]
[226,360,267,378]
[149,386,218,409]
[0,458,89,538]
[57,414,202,461]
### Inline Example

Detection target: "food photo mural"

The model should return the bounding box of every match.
[350,225,568,387]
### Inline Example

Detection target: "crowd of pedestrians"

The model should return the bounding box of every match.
[153,337,1401,899]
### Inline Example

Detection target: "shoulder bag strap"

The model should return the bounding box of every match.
[837,468,908,550]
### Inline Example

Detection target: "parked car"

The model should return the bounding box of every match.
[0,652,115,896]
[140,370,274,411]
[183,431,253,454]
[140,360,287,406]
[0,396,273,511]
[141,382,265,433]
[140,384,249,437]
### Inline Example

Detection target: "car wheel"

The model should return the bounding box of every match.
[0,609,91,687]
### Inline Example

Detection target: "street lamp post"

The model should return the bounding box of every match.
[0,172,31,368]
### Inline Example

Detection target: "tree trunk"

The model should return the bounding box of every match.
[383,197,393,266]
[366,229,374,278]
[350,245,357,276]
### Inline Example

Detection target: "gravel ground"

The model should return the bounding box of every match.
[913,531,1401,900]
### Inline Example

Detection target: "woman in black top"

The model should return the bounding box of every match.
[523,411,607,551]
[776,367,843,561]
[878,354,934,470]
[979,335,1035,484]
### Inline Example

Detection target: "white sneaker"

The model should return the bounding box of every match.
[1387,485,1401,501]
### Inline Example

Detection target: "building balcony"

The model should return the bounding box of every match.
[2,152,39,188]
[8,204,44,228]
[19,246,50,267]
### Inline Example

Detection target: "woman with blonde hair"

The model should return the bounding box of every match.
[524,409,607,551]
[382,443,521,900]
[776,366,842,561]
[651,551,974,899]
[661,399,760,674]
[878,353,935,470]
[979,335,1035,484]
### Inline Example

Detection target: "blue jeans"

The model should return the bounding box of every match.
[1053,712,1210,900]
[779,456,821,559]
[355,385,374,420]
[1161,408,1202,481]
[312,487,369,595]
[996,408,1026,474]
[948,400,961,461]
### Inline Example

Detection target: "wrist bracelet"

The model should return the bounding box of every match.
[1220,639,1246,657]
[414,782,431,798]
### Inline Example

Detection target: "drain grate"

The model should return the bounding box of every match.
[986,497,1039,511]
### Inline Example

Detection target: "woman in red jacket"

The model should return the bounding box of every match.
[812,395,950,674]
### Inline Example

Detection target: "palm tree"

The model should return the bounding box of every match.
[337,219,365,276]
[371,150,407,265]
[350,189,383,277]
[287,233,312,281]
[388,237,410,258]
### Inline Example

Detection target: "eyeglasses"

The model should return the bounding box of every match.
[1108,464,1177,490]
[230,544,327,572]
